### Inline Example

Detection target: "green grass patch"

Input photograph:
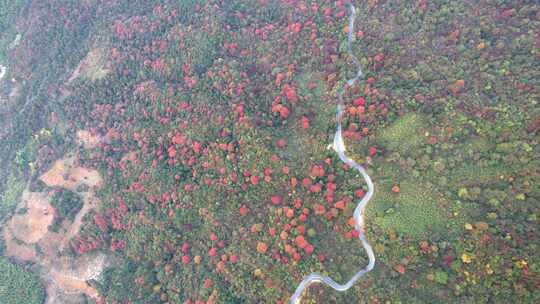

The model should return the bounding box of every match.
[447,162,517,187]
[378,112,426,153]
[462,137,495,154]
[0,169,25,223]
[367,179,447,238]
[0,256,46,304]
[1,133,46,222]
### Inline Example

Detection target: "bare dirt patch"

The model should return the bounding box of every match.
[76,130,102,149]
[9,191,54,243]
[43,253,106,304]
[2,228,38,262]
[2,153,106,302]
[38,231,64,258]
[68,47,110,83]
[39,155,103,250]
[46,253,107,301]
[50,270,99,298]
[39,155,102,190]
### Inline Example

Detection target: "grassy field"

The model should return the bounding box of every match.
[0,256,45,304]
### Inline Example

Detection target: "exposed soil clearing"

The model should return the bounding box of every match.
[2,153,105,302]
[3,227,38,262]
[40,155,103,190]
[68,47,110,83]
[76,130,103,149]
[51,270,99,298]
[9,191,54,243]
[39,155,102,251]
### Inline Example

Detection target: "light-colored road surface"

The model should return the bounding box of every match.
[290,3,376,303]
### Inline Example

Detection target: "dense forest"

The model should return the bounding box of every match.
[0,0,539,303]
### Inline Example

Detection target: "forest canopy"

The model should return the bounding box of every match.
[0,0,538,303]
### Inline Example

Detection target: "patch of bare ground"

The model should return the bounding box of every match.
[49,253,107,298]
[3,227,38,262]
[9,191,54,243]
[39,155,103,190]
[2,151,106,303]
[68,47,110,83]
[76,130,102,149]
[39,155,102,251]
